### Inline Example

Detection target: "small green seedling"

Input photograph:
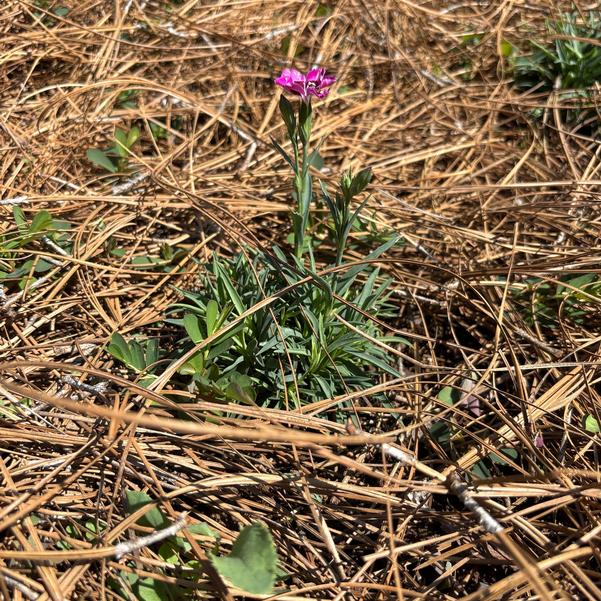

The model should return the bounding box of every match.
[32,1,69,25]
[0,207,71,289]
[87,126,141,173]
[510,11,601,125]
[107,333,160,387]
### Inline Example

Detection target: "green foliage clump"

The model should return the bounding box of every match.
[512,273,601,329]
[106,71,403,413]
[109,490,281,599]
[165,240,403,409]
[510,11,601,124]
[87,126,141,173]
[0,207,71,290]
[512,12,601,93]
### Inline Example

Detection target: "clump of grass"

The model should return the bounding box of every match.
[511,11,601,123]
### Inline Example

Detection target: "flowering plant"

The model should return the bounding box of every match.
[272,67,336,259]
[274,67,336,100]
[109,67,402,412]
[273,67,374,265]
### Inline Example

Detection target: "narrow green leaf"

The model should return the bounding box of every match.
[205,299,219,336]
[214,261,245,315]
[270,137,296,170]
[87,148,117,173]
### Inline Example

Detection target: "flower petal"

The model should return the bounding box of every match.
[306,68,325,82]
[275,68,304,87]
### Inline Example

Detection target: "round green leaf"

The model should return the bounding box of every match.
[210,522,278,594]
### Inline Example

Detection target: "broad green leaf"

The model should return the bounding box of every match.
[124,489,169,529]
[584,414,600,433]
[87,148,117,173]
[129,340,146,372]
[501,39,513,57]
[29,211,53,234]
[127,126,141,147]
[308,150,324,170]
[178,352,204,376]
[183,313,203,344]
[187,522,219,538]
[134,578,175,601]
[130,255,163,269]
[471,460,491,479]
[145,338,160,366]
[489,448,519,465]
[349,167,372,197]
[226,373,256,405]
[210,522,278,594]
[107,332,130,364]
[429,420,451,444]
[114,129,129,157]
[158,541,180,565]
[438,386,461,406]
[53,6,70,16]
[13,206,27,233]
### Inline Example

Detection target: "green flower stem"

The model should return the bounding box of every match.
[294,105,313,260]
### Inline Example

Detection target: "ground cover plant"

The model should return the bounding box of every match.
[510,9,601,127]
[1,1,601,600]
[106,70,403,410]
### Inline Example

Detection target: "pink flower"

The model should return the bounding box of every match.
[275,67,336,100]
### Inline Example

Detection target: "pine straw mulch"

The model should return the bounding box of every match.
[1,0,601,599]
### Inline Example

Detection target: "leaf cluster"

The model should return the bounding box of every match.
[0,207,71,289]
[510,11,601,124]
[512,273,601,329]
[109,490,281,599]
[87,126,141,173]
[162,240,404,409]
